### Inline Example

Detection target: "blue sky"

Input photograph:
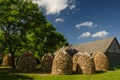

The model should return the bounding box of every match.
[33,0,120,44]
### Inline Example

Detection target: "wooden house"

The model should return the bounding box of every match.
[67,37,120,67]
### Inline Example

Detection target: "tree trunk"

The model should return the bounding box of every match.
[8,42,16,69]
[8,40,16,69]
[11,52,16,69]
[6,25,16,69]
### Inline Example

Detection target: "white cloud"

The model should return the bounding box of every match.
[55,18,64,23]
[94,24,98,27]
[32,0,68,15]
[76,21,98,29]
[69,4,76,10]
[78,30,109,39]
[92,30,109,38]
[79,32,91,39]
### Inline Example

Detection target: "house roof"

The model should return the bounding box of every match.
[69,37,118,54]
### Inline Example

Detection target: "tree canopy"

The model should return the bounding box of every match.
[0,0,68,69]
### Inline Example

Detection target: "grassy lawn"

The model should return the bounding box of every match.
[0,69,120,80]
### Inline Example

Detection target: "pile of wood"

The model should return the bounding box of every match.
[93,51,109,71]
[77,52,95,74]
[72,52,82,73]
[41,53,54,72]
[2,54,12,67]
[52,48,73,75]
[17,51,36,72]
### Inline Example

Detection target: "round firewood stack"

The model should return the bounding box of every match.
[77,52,95,74]
[72,52,82,74]
[17,51,36,72]
[93,51,109,71]
[2,54,12,67]
[41,53,54,72]
[52,48,73,75]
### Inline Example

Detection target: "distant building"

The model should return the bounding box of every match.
[66,37,120,67]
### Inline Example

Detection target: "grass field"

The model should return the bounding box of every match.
[0,69,120,80]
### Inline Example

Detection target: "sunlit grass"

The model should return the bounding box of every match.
[19,69,120,80]
[0,66,11,68]
[0,68,120,80]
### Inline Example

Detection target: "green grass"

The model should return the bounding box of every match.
[0,69,120,80]
[0,73,33,80]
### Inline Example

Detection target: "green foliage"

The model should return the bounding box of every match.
[0,0,68,67]
[22,22,69,59]
[0,0,44,54]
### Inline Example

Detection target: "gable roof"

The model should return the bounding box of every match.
[70,37,119,54]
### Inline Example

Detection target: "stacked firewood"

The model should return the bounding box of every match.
[72,52,82,73]
[93,51,109,71]
[2,54,12,67]
[17,51,36,72]
[52,48,73,75]
[77,52,95,74]
[41,53,54,72]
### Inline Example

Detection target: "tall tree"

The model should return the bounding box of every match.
[32,22,69,58]
[0,0,68,68]
[0,0,46,69]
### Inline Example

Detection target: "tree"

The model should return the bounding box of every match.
[0,0,68,69]
[21,21,68,59]
[0,0,46,69]
[31,22,69,58]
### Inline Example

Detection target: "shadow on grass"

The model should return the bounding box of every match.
[95,70,106,74]
[0,73,33,80]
